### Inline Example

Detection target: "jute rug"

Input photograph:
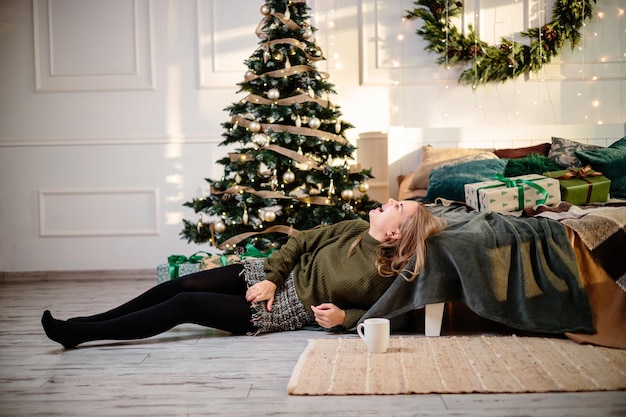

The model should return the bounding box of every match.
[287,335,626,395]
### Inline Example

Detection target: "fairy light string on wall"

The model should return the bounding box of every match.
[578,0,586,119]
[472,0,482,119]
[473,0,479,90]
[444,0,450,122]
[510,0,519,121]
[404,0,596,87]
[539,0,556,122]
[538,0,544,64]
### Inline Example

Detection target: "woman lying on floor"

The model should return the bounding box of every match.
[42,199,448,349]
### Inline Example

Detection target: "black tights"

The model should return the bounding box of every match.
[41,264,256,348]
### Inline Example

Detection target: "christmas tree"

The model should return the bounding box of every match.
[181,0,380,254]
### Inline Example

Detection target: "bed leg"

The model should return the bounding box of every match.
[425,303,445,337]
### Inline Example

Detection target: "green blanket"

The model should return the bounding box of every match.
[360,203,594,334]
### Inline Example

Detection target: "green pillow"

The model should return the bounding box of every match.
[575,137,626,199]
[504,153,562,177]
[424,159,507,203]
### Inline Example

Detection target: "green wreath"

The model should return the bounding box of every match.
[405,0,595,87]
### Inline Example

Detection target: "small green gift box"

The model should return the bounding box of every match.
[543,166,611,206]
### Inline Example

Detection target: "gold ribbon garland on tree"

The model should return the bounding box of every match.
[206,221,299,250]
[217,225,299,250]
[404,0,595,87]
[233,114,347,144]
[244,64,329,82]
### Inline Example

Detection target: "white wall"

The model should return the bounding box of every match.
[0,0,624,272]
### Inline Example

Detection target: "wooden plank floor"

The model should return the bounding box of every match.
[1,273,625,417]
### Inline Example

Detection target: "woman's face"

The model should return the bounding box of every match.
[369,198,419,242]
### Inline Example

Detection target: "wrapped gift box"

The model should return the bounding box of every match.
[157,245,272,283]
[156,252,212,284]
[198,243,273,271]
[465,174,561,212]
[157,262,200,284]
[200,254,241,271]
[543,167,610,205]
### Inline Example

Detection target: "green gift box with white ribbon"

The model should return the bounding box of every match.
[464,174,561,213]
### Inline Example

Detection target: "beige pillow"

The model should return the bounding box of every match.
[439,151,499,168]
[408,146,497,190]
[398,172,427,200]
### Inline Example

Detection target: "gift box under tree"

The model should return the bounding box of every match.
[543,166,611,206]
[156,245,273,283]
[464,174,561,213]
[199,254,242,271]
[157,252,211,284]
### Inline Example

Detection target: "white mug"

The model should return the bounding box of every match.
[357,318,390,354]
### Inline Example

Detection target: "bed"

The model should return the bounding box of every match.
[361,136,626,349]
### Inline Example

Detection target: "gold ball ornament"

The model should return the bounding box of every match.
[260,4,270,15]
[303,28,313,40]
[264,211,276,222]
[341,189,354,201]
[214,220,226,233]
[252,133,269,147]
[282,169,295,184]
[267,88,280,101]
[358,182,370,193]
[308,117,321,130]
[244,70,255,81]
[248,120,261,133]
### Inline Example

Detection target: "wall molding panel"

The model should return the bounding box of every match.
[196,0,259,89]
[358,0,390,86]
[38,188,160,237]
[358,0,463,86]
[33,0,155,92]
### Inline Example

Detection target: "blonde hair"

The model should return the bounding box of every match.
[351,203,447,282]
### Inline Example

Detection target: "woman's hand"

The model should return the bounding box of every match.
[245,280,277,311]
[311,303,346,329]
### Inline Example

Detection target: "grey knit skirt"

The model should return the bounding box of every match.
[240,258,315,335]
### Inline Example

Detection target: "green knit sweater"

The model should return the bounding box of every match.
[264,219,395,329]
